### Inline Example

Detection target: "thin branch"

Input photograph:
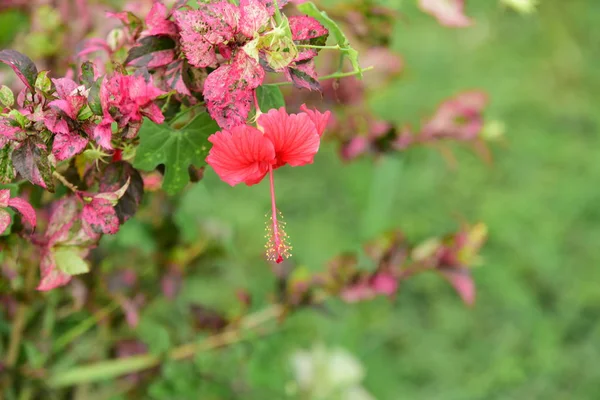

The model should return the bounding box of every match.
[47,304,285,388]
[52,170,78,192]
[270,66,374,86]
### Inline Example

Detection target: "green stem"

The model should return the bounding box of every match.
[51,302,119,354]
[47,305,284,388]
[271,66,374,86]
[296,44,341,50]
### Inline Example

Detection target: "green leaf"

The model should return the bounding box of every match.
[0,85,14,107]
[256,85,285,111]
[297,2,362,76]
[0,145,15,184]
[133,112,219,195]
[53,247,90,275]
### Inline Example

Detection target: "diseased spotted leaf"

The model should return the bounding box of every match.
[46,197,80,246]
[52,133,89,161]
[96,161,144,223]
[258,16,299,70]
[53,247,90,275]
[204,51,265,129]
[0,50,39,89]
[286,61,321,91]
[0,85,14,107]
[239,0,270,38]
[418,0,473,28]
[165,60,191,95]
[175,2,239,68]
[288,15,328,42]
[7,196,36,228]
[12,138,54,191]
[82,197,120,235]
[0,209,10,235]
[134,112,219,194]
[125,35,176,68]
[297,2,361,76]
[0,146,14,184]
[256,84,285,111]
[143,1,178,37]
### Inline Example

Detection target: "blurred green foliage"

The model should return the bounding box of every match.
[2,0,600,398]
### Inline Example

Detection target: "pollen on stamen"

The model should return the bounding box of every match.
[264,210,292,264]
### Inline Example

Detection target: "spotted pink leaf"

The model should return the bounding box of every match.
[419,0,473,28]
[7,196,36,228]
[82,198,120,236]
[285,61,320,91]
[0,209,10,235]
[0,50,38,89]
[52,132,89,161]
[175,2,239,68]
[288,16,328,41]
[0,190,9,208]
[238,0,270,38]
[204,51,265,129]
[143,1,178,37]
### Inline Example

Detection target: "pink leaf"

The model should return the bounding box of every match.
[421,90,488,141]
[82,198,120,235]
[37,252,72,291]
[0,50,38,89]
[175,2,239,68]
[0,190,9,208]
[143,1,178,37]
[52,132,89,161]
[439,268,475,306]
[238,0,270,38]
[419,0,473,28]
[285,61,321,91]
[46,197,80,246]
[0,118,21,140]
[7,196,36,228]
[204,51,264,129]
[0,209,10,235]
[370,272,398,296]
[288,16,328,41]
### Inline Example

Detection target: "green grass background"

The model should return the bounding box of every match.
[3,0,600,398]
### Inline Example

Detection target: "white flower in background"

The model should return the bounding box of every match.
[501,0,538,14]
[289,344,376,400]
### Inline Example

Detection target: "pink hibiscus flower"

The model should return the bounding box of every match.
[206,104,330,263]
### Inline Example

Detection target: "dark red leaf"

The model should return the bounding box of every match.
[12,138,54,191]
[125,35,177,68]
[0,50,38,89]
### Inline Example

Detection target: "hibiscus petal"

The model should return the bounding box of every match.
[300,104,330,137]
[206,125,275,186]
[259,107,321,167]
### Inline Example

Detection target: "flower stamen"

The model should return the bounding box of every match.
[265,166,291,263]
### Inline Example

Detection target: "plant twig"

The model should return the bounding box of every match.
[52,171,78,192]
[47,304,285,388]
[271,66,374,86]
